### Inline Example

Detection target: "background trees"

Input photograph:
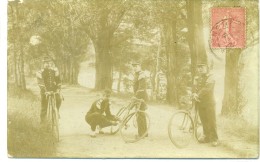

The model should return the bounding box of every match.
[8,0,259,120]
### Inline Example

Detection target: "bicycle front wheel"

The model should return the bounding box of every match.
[52,107,59,142]
[110,107,128,135]
[120,111,150,143]
[168,111,194,148]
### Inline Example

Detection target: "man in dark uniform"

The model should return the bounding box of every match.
[132,62,148,137]
[36,56,62,124]
[85,89,118,138]
[193,63,219,147]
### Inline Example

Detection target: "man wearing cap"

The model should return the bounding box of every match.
[193,63,219,147]
[132,62,148,137]
[36,56,62,124]
[85,89,118,137]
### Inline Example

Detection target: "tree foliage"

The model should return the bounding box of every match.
[7,0,258,117]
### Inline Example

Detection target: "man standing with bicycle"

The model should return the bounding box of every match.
[193,63,219,147]
[36,56,62,125]
[132,61,148,138]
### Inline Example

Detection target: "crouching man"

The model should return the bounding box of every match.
[85,89,118,137]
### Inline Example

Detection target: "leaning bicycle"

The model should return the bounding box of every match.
[45,91,60,142]
[110,104,130,135]
[168,100,203,148]
[111,97,150,143]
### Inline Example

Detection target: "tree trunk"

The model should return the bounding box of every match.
[60,59,69,84]
[151,72,156,101]
[154,33,161,100]
[73,64,79,85]
[69,58,73,84]
[117,70,122,93]
[164,21,178,105]
[94,38,113,90]
[19,45,26,90]
[186,0,196,78]
[71,58,79,85]
[193,0,207,64]
[16,55,21,87]
[59,57,79,85]
[186,0,207,78]
[62,62,66,82]
[13,48,18,86]
[11,5,18,87]
[222,49,242,116]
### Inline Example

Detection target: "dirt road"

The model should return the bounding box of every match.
[50,85,240,158]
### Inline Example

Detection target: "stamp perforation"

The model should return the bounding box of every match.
[210,7,246,49]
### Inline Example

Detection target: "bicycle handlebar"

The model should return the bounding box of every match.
[131,97,144,103]
[45,91,60,95]
[125,97,145,111]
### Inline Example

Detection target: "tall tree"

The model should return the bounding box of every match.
[222,49,243,115]
[24,0,90,84]
[152,0,190,105]
[8,0,30,90]
[186,0,207,78]
[36,0,88,84]
[221,0,258,116]
[78,0,132,90]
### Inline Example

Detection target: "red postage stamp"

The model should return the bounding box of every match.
[211,7,246,48]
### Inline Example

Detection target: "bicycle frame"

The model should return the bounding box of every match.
[119,98,149,143]
[46,91,59,119]
[185,101,202,138]
[46,91,56,119]
[117,98,142,122]
[110,98,144,134]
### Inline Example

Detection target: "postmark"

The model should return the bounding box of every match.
[211,7,246,48]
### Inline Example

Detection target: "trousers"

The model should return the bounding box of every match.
[85,112,113,131]
[137,102,148,136]
[196,102,218,141]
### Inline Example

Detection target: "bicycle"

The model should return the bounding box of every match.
[168,99,203,148]
[110,97,150,143]
[45,91,60,142]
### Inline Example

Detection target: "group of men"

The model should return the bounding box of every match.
[37,56,218,147]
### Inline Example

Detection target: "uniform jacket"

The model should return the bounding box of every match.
[133,71,148,101]
[87,98,116,120]
[193,73,216,105]
[36,67,61,92]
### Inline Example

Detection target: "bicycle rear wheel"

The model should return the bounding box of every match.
[120,111,150,143]
[168,111,194,148]
[110,107,128,134]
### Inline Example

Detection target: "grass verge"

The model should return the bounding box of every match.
[7,84,57,158]
[218,115,259,158]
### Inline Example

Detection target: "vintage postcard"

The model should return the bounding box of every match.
[7,0,259,159]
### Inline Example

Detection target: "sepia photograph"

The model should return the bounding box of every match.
[7,0,259,159]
